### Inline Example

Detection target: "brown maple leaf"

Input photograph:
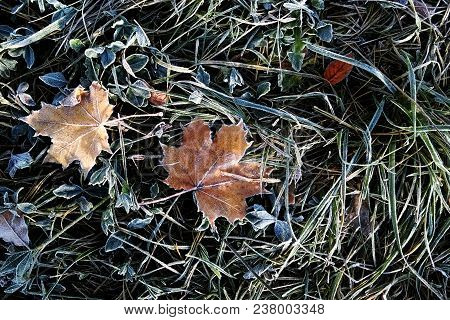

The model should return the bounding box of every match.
[323,53,354,85]
[161,119,277,227]
[21,82,114,174]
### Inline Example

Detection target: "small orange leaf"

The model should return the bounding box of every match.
[324,53,354,85]
[149,91,168,105]
[162,119,277,227]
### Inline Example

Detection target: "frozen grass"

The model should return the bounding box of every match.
[0,0,449,299]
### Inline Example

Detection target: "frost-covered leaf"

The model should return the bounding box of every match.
[196,66,210,86]
[274,220,292,242]
[100,48,115,68]
[243,264,275,280]
[0,54,18,78]
[39,72,68,88]
[0,251,32,279]
[246,204,276,230]
[21,82,114,174]
[85,47,104,59]
[115,192,139,213]
[189,90,203,104]
[0,211,30,247]
[148,182,159,199]
[311,0,324,10]
[256,82,271,99]
[127,217,153,230]
[195,217,211,231]
[16,203,37,214]
[6,152,33,177]
[76,196,93,213]
[53,184,82,199]
[105,232,125,252]
[124,54,148,75]
[17,92,36,107]
[0,250,33,292]
[317,22,333,42]
[288,51,305,72]
[101,207,115,235]
[17,82,29,93]
[227,68,244,93]
[162,119,276,227]
[23,46,35,69]
[135,22,150,47]
[0,25,14,38]
[89,162,110,186]
[129,80,151,98]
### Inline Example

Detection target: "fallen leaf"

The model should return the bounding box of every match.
[162,119,276,227]
[0,211,30,247]
[324,53,354,85]
[288,189,296,205]
[149,90,168,105]
[413,0,433,18]
[274,220,292,242]
[358,200,370,236]
[21,82,114,174]
[346,192,371,237]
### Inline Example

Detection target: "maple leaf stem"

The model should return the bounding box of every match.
[104,112,163,127]
[140,187,197,205]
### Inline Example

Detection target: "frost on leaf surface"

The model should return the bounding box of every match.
[21,82,114,174]
[162,119,274,227]
[0,211,29,247]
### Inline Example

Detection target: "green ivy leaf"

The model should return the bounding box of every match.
[311,0,325,10]
[0,54,17,78]
[256,81,271,99]
[317,22,333,42]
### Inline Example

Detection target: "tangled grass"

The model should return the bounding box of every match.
[0,0,449,299]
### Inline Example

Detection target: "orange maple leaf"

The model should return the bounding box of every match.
[161,119,277,227]
[21,82,113,174]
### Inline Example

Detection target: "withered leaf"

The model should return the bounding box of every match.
[0,211,30,247]
[324,53,354,85]
[413,0,433,18]
[346,192,371,237]
[21,82,114,174]
[288,188,296,205]
[162,119,276,227]
[149,90,168,105]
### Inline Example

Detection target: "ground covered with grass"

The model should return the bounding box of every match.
[0,0,449,299]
